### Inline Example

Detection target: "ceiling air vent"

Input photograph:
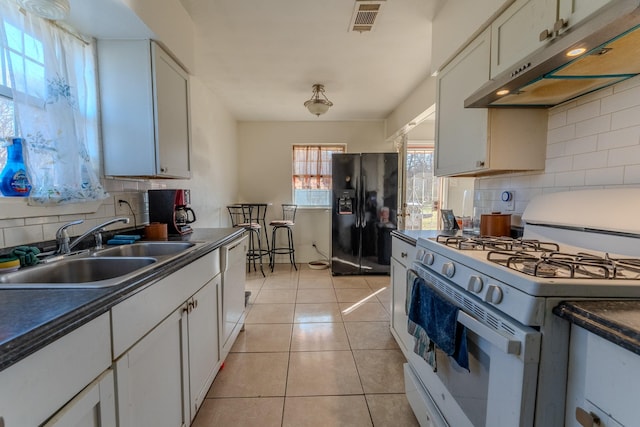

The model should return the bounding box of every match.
[349,0,386,33]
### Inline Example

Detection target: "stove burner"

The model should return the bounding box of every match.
[487,249,640,280]
[436,235,560,252]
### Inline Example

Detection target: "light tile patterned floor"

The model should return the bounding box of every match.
[192,264,419,427]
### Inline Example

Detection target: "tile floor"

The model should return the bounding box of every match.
[192,264,420,427]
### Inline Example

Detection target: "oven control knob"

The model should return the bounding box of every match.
[423,252,435,265]
[484,285,503,304]
[468,276,483,293]
[442,262,455,278]
[416,249,424,261]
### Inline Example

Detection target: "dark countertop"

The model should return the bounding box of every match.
[554,300,640,356]
[391,229,460,246]
[0,227,243,371]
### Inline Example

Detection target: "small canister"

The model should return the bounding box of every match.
[480,212,511,237]
[145,222,168,240]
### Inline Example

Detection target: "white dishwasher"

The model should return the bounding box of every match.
[219,233,248,361]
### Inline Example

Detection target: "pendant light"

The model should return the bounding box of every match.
[304,84,333,117]
[17,0,70,20]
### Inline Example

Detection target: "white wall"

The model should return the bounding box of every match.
[237,120,391,263]
[475,75,640,225]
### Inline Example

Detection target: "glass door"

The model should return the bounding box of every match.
[404,142,442,230]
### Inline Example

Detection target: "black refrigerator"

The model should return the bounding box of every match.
[331,152,398,275]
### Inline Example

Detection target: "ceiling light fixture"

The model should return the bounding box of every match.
[304,84,333,117]
[17,0,70,20]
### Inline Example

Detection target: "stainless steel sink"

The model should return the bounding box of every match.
[93,242,195,258]
[0,257,157,288]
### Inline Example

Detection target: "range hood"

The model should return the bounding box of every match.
[465,0,640,108]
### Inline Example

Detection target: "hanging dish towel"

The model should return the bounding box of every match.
[408,275,470,371]
[406,270,437,370]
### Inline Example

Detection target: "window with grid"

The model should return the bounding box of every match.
[292,144,345,207]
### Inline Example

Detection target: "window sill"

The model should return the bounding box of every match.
[0,197,103,220]
[296,206,332,211]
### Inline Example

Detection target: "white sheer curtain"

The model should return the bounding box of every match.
[0,1,107,205]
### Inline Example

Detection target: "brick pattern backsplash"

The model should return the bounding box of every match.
[0,178,153,251]
[475,75,640,226]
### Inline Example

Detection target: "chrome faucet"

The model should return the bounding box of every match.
[55,217,130,254]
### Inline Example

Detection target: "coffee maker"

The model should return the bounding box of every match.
[148,189,196,235]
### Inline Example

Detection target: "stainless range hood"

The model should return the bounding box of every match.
[465,0,640,108]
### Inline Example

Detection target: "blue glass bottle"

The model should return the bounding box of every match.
[0,137,32,197]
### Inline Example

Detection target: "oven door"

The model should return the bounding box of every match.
[406,265,541,427]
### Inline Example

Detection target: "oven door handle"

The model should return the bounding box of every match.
[457,311,522,356]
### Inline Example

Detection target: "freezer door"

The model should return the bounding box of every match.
[360,152,398,274]
[331,153,361,275]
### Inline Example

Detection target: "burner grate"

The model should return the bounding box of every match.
[487,249,640,279]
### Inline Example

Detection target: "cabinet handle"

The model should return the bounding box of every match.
[475,160,485,168]
[193,299,198,309]
[160,166,168,173]
[553,18,568,33]
[401,252,408,258]
[539,28,552,42]
[575,407,601,427]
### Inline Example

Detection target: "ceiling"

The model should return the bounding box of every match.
[178,0,439,122]
[66,0,441,122]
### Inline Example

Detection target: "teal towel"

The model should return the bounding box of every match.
[107,238,136,245]
[112,234,141,241]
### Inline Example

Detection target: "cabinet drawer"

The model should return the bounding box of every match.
[392,236,417,265]
[0,313,111,426]
[111,250,219,358]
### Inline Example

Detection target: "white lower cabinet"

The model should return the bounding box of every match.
[0,313,112,426]
[390,235,417,358]
[565,325,639,427]
[112,251,223,427]
[43,369,116,427]
[115,307,189,427]
[188,278,221,421]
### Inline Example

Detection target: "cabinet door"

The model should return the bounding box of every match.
[43,370,116,427]
[115,307,189,427]
[490,0,557,78]
[188,279,221,421]
[557,0,614,33]
[152,42,191,179]
[391,257,415,357]
[435,29,491,176]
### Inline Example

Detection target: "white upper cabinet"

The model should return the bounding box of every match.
[435,29,548,177]
[491,0,614,78]
[99,40,191,179]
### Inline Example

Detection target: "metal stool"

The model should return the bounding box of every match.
[227,204,265,277]
[269,204,297,271]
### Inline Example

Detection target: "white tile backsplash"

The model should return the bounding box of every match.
[475,74,640,216]
[0,189,148,251]
[566,100,601,124]
[575,114,611,138]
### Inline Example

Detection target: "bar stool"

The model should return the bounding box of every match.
[227,204,265,277]
[269,204,297,271]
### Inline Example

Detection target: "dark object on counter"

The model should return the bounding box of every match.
[480,212,511,237]
[148,189,196,235]
[441,209,459,230]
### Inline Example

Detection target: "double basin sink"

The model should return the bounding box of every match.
[0,242,200,289]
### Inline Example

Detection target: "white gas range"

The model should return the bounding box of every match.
[404,188,640,427]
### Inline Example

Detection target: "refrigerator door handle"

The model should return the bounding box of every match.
[354,176,360,228]
[360,174,367,228]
